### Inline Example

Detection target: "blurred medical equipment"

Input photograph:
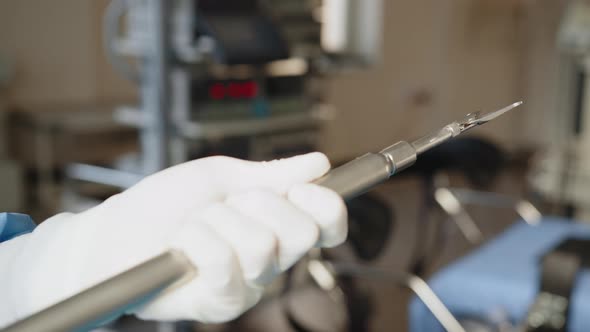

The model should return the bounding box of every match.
[4,102,519,332]
[279,193,392,332]
[397,136,508,276]
[410,219,590,332]
[63,0,383,205]
[8,106,138,216]
[345,193,394,261]
[281,250,468,332]
[529,0,590,220]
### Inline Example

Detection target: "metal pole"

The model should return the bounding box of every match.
[140,0,172,174]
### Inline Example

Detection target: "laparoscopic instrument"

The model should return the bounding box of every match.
[3,101,522,332]
[315,101,523,199]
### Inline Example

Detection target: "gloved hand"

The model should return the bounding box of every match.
[0,153,347,326]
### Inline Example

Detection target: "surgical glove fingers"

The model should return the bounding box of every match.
[226,190,320,271]
[200,203,279,286]
[136,220,260,323]
[213,152,331,194]
[288,183,348,248]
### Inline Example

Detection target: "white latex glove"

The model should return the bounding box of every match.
[0,153,347,326]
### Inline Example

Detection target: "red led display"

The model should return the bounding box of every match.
[209,83,226,100]
[242,81,258,98]
[208,81,259,100]
[228,82,242,98]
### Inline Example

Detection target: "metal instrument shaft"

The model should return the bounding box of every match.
[314,101,523,200]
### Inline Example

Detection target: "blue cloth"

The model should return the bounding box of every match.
[0,212,36,243]
[409,218,590,332]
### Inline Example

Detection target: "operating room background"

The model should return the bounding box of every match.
[0,0,576,331]
[0,0,563,159]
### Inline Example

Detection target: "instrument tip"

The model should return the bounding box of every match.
[459,100,524,131]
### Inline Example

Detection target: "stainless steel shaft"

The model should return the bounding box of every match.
[313,153,394,200]
[3,250,194,332]
[411,123,460,154]
[315,123,461,200]
[314,141,418,200]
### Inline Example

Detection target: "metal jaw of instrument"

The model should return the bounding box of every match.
[385,101,523,175]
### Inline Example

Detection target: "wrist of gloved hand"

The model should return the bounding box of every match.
[0,153,347,326]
